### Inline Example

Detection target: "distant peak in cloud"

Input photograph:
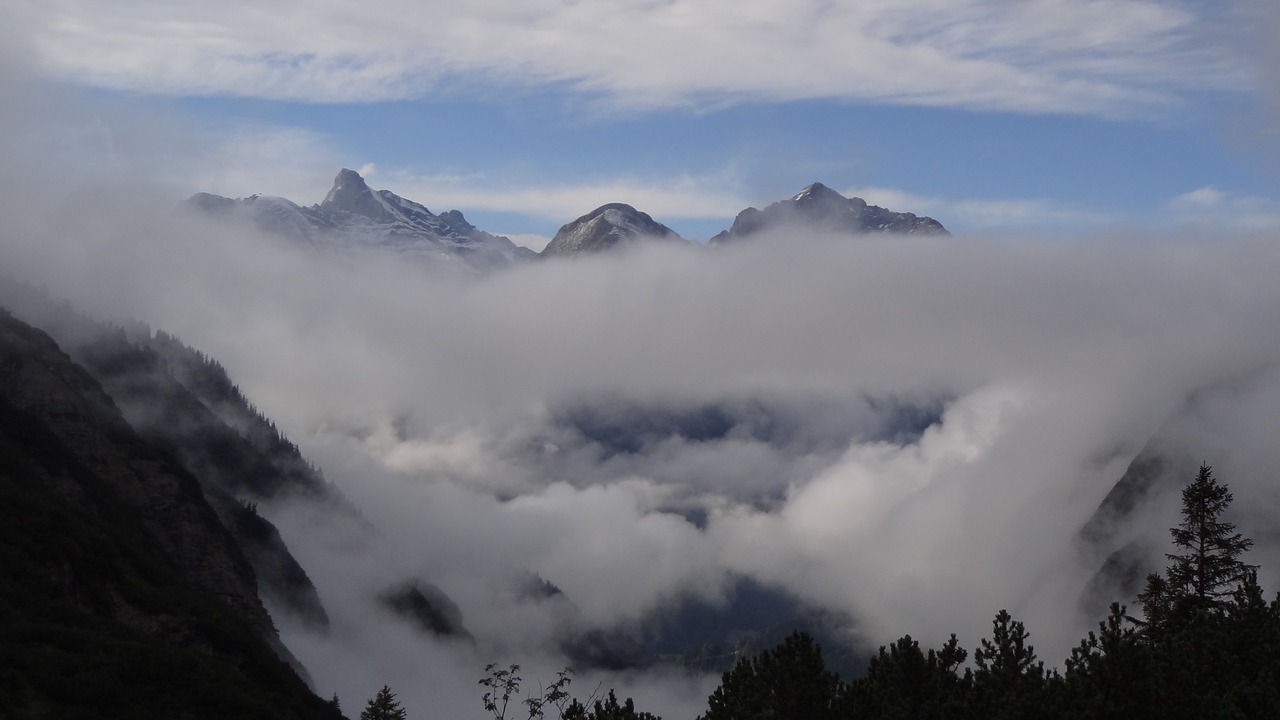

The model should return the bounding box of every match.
[541,203,688,257]
[711,183,949,245]
[321,168,391,221]
[792,182,843,203]
[186,169,536,271]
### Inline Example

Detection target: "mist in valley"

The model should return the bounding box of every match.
[5,43,1280,719]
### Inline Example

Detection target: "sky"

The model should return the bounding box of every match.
[6,2,1280,719]
[10,0,1280,242]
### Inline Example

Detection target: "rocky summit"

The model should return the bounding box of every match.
[709,182,948,245]
[540,202,689,257]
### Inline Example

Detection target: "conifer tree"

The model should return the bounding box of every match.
[1139,463,1257,633]
[1164,464,1255,610]
[699,631,841,720]
[972,609,1044,697]
[360,685,407,720]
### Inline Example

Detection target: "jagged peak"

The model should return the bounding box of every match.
[710,182,948,244]
[320,168,392,221]
[792,182,849,204]
[323,168,368,200]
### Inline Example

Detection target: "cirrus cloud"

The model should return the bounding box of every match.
[24,0,1253,117]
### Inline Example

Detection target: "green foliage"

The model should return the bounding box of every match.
[360,685,408,720]
[970,608,1047,716]
[700,631,842,720]
[844,634,968,719]
[1062,603,1153,718]
[480,664,576,720]
[478,665,660,720]
[1138,464,1256,637]
[691,464,1280,720]
[563,690,662,720]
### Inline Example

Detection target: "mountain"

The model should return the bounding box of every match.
[189,172,950,263]
[0,280,337,630]
[540,203,689,257]
[188,168,536,272]
[709,182,949,245]
[0,278,486,712]
[0,307,343,719]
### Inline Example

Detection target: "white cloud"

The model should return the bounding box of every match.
[9,130,1280,712]
[500,233,553,252]
[1170,186,1228,208]
[170,124,345,202]
[24,0,1252,116]
[1167,186,1280,231]
[846,186,1122,234]
[379,170,750,221]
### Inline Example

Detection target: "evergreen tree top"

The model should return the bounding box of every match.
[1165,464,1256,608]
[360,685,407,720]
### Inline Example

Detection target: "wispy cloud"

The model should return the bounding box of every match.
[379,170,750,222]
[497,233,553,252]
[1166,186,1280,232]
[845,186,1122,234]
[25,0,1252,116]
[169,125,344,203]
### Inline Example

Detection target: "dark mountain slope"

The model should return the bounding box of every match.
[0,282,335,628]
[0,310,342,719]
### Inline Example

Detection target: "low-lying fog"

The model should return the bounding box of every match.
[9,188,1280,716]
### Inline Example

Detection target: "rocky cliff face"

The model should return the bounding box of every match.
[710,182,949,245]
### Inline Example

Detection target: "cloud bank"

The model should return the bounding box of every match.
[9,173,1280,715]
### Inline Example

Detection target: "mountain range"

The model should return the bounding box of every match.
[188,168,535,272]
[188,169,950,271]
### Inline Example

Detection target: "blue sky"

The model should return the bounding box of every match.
[10,0,1280,243]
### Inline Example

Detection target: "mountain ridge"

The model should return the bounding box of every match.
[0,306,344,718]
[710,182,948,245]
[188,169,536,272]
[188,170,950,265]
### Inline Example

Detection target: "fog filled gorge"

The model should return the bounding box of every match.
[6,159,1280,716]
